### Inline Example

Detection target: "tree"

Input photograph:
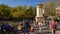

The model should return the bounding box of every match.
[0,4,11,17]
[0,4,36,21]
[23,6,36,20]
[44,2,56,18]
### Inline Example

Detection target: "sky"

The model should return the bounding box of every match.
[0,0,58,7]
[0,0,49,7]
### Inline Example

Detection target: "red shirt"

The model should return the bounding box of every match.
[50,22,56,29]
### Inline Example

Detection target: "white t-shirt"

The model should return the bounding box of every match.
[38,22,43,27]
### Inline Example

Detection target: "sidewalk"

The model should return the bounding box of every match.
[56,30,60,34]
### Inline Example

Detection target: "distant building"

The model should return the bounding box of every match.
[55,6,60,19]
[56,6,60,14]
[36,3,45,24]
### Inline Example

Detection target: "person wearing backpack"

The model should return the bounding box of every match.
[1,24,10,34]
[50,20,57,34]
[1,24,14,34]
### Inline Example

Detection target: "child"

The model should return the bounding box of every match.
[30,26,34,32]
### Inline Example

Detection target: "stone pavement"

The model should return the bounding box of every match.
[0,23,60,34]
[0,27,60,34]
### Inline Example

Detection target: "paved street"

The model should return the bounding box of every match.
[17,24,60,34]
[5,30,60,34]
[8,26,60,34]
[6,25,60,34]
[0,23,60,34]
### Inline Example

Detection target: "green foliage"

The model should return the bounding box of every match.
[0,2,59,21]
[0,4,11,17]
[44,2,56,18]
[0,4,36,21]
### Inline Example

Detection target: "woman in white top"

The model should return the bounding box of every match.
[38,21,43,33]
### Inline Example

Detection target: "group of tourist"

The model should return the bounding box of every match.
[37,19,57,34]
[0,19,57,34]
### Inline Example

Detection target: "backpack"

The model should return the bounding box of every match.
[52,23,57,29]
[2,24,10,30]
[2,24,14,32]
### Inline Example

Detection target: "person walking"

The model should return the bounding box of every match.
[37,21,43,34]
[23,19,30,34]
[50,20,57,34]
[30,26,34,33]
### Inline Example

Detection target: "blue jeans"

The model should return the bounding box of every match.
[24,28,29,34]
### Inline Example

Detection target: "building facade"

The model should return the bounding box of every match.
[36,3,45,23]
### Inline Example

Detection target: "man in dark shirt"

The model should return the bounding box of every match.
[23,19,30,34]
